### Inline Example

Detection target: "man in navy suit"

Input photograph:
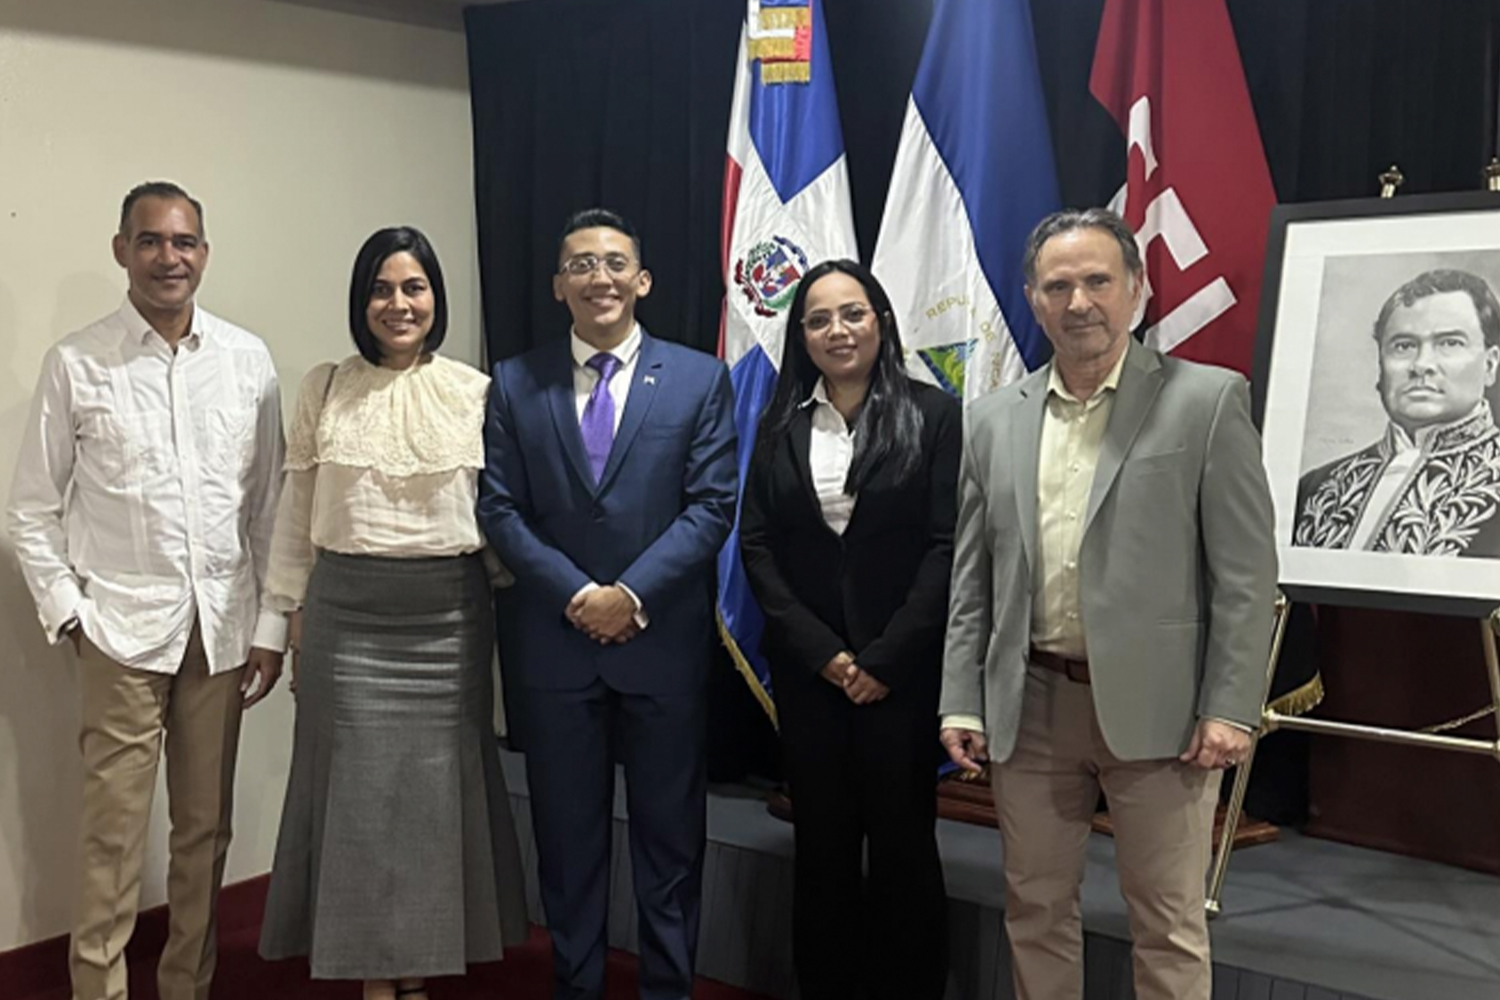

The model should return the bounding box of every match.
[479,208,737,1000]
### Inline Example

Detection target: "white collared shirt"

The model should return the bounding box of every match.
[7,297,287,674]
[571,324,642,431]
[805,378,858,535]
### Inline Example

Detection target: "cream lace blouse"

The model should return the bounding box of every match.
[265,354,490,611]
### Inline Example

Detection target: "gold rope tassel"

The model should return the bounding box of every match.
[748,36,797,61]
[717,610,779,729]
[1267,673,1325,718]
[761,62,812,84]
[759,7,811,31]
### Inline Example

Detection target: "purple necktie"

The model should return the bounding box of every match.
[581,352,622,482]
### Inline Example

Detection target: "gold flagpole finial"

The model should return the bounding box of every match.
[1484,157,1500,193]
[1378,164,1405,199]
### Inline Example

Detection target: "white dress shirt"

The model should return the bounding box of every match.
[265,355,490,611]
[571,324,641,428]
[569,325,647,622]
[7,298,286,674]
[805,378,858,534]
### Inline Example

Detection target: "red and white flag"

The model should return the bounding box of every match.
[1090,0,1277,375]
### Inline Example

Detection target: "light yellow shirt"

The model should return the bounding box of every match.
[941,352,1123,735]
[1030,353,1124,658]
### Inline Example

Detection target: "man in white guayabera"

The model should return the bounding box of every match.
[7,181,287,1000]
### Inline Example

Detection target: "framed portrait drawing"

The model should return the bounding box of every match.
[1252,192,1500,616]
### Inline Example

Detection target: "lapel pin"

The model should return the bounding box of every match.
[644,375,657,385]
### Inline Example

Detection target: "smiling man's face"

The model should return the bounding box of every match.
[553,225,651,347]
[113,196,208,317]
[1026,226,1142,370]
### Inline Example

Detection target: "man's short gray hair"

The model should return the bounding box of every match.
[1022,208,1143,285]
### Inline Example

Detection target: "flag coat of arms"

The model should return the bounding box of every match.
[718,0,858,720]
[872,0,1062,403]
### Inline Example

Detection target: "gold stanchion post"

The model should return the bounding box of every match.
[1379,164,1404,198]
[1209,603,1500,917]
[1206,592,1291,918]
[1484,157,1500,193]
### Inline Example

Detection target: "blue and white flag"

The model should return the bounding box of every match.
[718,0,857,723]
[872,0,1061,401]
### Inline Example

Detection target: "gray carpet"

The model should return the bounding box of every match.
[500,749,1499,1000]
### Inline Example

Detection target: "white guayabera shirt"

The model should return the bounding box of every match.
[7,298,287,675]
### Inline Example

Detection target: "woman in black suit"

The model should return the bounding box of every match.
[740,259,959,1000]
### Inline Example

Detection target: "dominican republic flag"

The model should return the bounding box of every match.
[871,0,1060,402]
[718,0,858,723]
[1090,0,1277,375]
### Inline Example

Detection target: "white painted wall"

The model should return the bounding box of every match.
[0,0,479,952]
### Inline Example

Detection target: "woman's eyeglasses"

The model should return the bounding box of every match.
[802,304,872,334]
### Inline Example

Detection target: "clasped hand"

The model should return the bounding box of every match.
[567,585,640,645]
[821,651,889,706]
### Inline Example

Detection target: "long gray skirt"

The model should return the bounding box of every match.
[259,551,529,980]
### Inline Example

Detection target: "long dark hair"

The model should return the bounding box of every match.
[754,259,924,492]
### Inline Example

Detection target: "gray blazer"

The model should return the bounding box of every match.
[940,339,1277,763]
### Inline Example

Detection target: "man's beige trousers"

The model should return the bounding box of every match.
[70,623,244,1000]
[991,666,1221,1000]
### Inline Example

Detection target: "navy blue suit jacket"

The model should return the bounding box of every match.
[478,330,738,696]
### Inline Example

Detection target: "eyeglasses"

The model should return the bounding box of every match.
[560,253,635,277]
[802,304,873,334]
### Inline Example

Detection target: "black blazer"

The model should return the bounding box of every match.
[739,380,961,693]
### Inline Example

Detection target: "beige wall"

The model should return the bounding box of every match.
[0,0,478,952]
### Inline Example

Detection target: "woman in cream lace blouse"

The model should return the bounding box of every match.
[257,228,527,1000]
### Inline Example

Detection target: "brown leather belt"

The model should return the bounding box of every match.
[1029,647,1091,684]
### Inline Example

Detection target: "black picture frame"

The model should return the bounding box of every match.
[1250,191,1500,619]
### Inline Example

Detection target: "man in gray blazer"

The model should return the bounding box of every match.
[939,207,1276,1000]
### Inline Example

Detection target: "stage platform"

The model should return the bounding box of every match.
[499,750,1500,1000]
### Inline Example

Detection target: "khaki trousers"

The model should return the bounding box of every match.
[70,623,245,1000]
[991,666,1220,1000]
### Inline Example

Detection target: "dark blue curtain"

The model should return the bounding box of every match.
[466,0,1500,808]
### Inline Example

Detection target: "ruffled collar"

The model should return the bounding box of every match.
[285,354,489,477]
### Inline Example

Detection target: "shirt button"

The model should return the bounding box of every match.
[1066,611,1079,620]
[1065,561,1076,571]
[1066,511,1077,521]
